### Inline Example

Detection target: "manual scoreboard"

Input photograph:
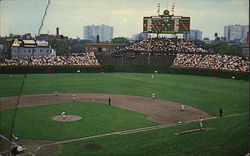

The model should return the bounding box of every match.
[143,10,190,34]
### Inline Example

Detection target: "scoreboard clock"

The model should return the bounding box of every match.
[143,10,190,34]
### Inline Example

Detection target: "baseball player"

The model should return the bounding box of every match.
[12,134,20,145]
[152,92,156,99]
[72,94,76,102]
[108,97,111,106]
[180,104,185,112]
[17,144,25,153]
[61,112,66,120]
[199,116,203,130]
[219,108,223,117]
[11,144,25,155]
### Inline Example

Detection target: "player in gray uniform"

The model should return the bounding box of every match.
[72,94,76,102]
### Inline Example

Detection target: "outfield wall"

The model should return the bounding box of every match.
[0,65,249,80]
[105,65,249,80]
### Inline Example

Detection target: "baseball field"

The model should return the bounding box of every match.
[0,73,249,156]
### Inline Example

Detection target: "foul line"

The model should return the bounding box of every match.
[0,134,15,145]
[31,116,218,153]
[1,112,247,155]
[32,112,248,148]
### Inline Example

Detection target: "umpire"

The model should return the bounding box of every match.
[219,108,223,117]
[108,97,111,106]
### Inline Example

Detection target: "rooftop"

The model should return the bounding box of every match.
[23,40,36,44]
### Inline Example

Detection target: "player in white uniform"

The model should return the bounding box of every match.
[152,92,156,99]
[17,144,25,153]
[54,90,58,96]
[180,104,185,112]
[199,116,203,130]
[61,112,66,120]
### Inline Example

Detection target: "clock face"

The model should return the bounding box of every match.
[164,10,169,16]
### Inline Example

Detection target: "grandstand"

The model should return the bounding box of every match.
[0,37,249,72]
[0,52,99,66]
[95,37,208,66]
[120,37,210,53]
[95,51,175,66]
[95,37,249,72]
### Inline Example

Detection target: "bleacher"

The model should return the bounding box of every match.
[95,51,176,66]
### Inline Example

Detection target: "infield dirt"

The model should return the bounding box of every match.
[0,93,212,155]
[0,93,212,124]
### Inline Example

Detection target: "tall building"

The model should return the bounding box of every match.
[183,30,202,40]
[83,24,113,42]
[224,25,249,42]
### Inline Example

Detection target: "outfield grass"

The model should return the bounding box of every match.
[53,114,249,156]
[0,73,249,155]
[0,73,248,116]
[0,102,156,140]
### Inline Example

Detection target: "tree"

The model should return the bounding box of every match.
[48,39,70,55]
[193,40,209,49]
[100,41,110,44]
[80,39,93,44]
[111,37,129,44]
[208,41,242,56]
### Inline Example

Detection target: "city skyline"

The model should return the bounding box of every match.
[0,0,249,39]
[84,24,113,42]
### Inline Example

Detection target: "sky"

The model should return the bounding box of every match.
[0,0,249,39]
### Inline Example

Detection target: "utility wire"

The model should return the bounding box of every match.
[8,0,52,154]
[38,0,51,35]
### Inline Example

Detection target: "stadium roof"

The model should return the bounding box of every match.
[12,39,49,47]
[36,40,49,47]
[12,39,21,47]
[23,40,36,45]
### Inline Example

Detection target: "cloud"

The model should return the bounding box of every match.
[0,0,249,39]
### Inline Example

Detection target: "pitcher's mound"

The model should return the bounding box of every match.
[52,115,82,122]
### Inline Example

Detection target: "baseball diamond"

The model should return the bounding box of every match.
[1,1,249,155]
[0,73,248,156]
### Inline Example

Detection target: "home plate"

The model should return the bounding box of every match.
[174,128,212,135]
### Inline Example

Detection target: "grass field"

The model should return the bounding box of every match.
[53,114,249,156]
[0,73,249,156]
[0,102,156,140]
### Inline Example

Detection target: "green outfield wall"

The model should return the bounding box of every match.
[0,65,249,80]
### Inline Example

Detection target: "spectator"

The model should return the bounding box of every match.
[117,37,209,53]
[172,54,249,72]
[0,52,100,66]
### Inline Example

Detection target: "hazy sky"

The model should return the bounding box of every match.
[0,0,249,39]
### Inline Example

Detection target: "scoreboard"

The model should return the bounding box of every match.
[143,10,190,34]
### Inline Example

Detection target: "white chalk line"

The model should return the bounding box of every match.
[28,152,36,156]
[1,112,247,155]
[31,112,248,152]
[0,134,15,154]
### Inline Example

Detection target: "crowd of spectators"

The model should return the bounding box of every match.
[0,52,99,66]
[172,54,249,72]
[119,37,210,53]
